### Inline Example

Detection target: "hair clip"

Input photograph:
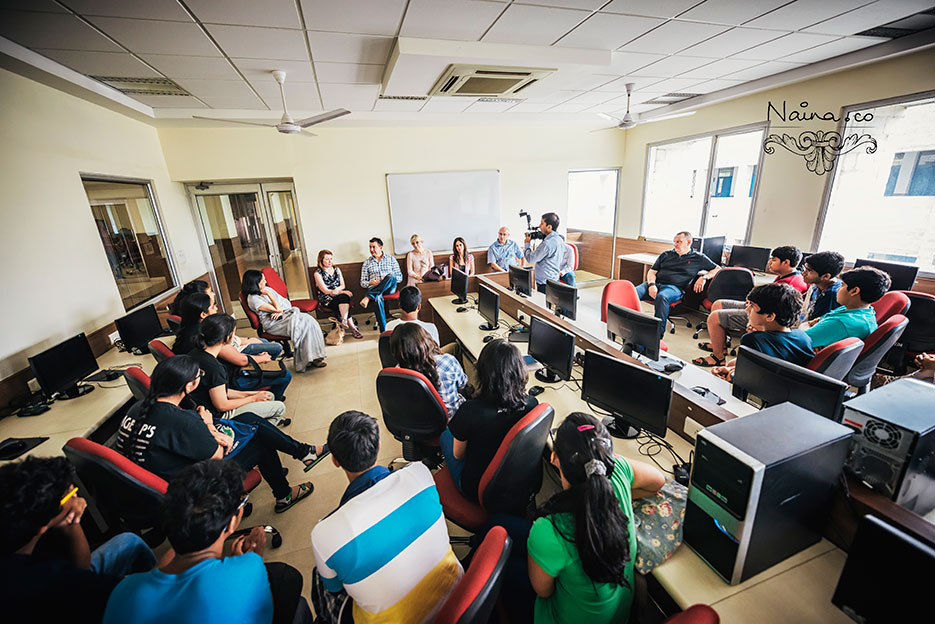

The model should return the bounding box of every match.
[577,424,595,432]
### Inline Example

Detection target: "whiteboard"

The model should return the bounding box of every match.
[386,170,500,254]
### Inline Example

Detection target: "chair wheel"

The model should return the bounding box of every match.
[692,332,699,339]
[686,320,693,327]
[669,327,675,334]
[730,348,737,356]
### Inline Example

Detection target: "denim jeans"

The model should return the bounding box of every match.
[231,370,292,401]
[440,429,465,492]
[242,340,283,359]
[231,412,313,500]
[634,282,683,338]
[559,271,576,287]
[367,274,398,332]
[89,532,156,577]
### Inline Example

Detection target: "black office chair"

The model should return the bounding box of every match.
[378,330,396,368]
[376,368,448,466]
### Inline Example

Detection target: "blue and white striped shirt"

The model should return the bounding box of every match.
[360,253,403,288]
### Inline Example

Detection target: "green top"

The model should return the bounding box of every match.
[804,306,878,349]
[528,456,636,624]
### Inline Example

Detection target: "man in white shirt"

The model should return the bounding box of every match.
[385,287,459,356]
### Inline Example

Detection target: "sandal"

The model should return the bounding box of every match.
[302,445,331,472]
[310,359,327,368]
[274,482,314,513]
[348,318,363,339]
[697,342,714,352]
[692,354,725,367]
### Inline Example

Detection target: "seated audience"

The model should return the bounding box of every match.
[243,269,327,372]
[114,355,324,512]
[442,339,537,501]
[104,460,311,624]
[390,322,468,416]
[803,266,890,349]
[0,456,158,624]
[310,411,462,624]
[314,249,362,339]
[406,233,434,286]
[524,212,566,293]
[449,236,475,276]
[385,286,439,342]
[168,279,209,316]
[799,251,845,324]
[359,237,404,332]
[488,226,522,272]
[559,243,576,286]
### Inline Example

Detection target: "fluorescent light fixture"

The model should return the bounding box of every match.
[640,110,697,124]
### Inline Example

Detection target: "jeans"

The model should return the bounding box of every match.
[89,532,156,577]
[440,429,465,492]
[536,281,547,294]
[367,274,398,332]
[634,282,683,339]
[242,340,283,359]
[231,370,292,402]
[231,412,312,500]
[559,271,576,287]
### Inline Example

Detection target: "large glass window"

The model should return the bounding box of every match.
[817,94,935,272]
[567,169,618,234]
[83,178,176,310]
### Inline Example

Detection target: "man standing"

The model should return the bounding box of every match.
[359,237,403,332]
[523,212,565,293]
[488,226,522,272]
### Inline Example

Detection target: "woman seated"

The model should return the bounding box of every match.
[443,339,536,501]
[242,270,327,373]
[406,234,434,286]
[114,355,324,513]
[449,236,475,276]
[168,279,208,316]
[314,249,362,339]
[390,323,468,416]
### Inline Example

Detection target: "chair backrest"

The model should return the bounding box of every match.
[706,267,755,303]
[662,604,720,624]
[433,526,512,624]
[376,367,449,442]
[124,366,150,402]
[601,280,640,322]
[806,337,863,380]
[262,267,289,299]
[166,314,182,333]
[148,339,175,365]
[378,330,396,368]
[479,403,555,515]
[902,291,935,353]
[873,291,911,324]
[847,315,909,388]
[239,290,263,331]
[566,242,579,271]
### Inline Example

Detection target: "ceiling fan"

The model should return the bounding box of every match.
[193,70,349,135]
[593,82,637,132]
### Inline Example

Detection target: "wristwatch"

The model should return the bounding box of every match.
[648,282,656,287]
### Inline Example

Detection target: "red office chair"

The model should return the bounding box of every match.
[434,403,555,532]
[600,281,669,352]
[692,268,755,342]
[433,526,512,624]
[873,291,911,324]
[663,604,720,624]
[262,267,317,314]
[376,368,448,465]
[148,339,174,364]
[566,242,579,272]
[903,291,935,355]
[806,338,864,381]
[124,367,150,402]
[846,315,909,395]
[166,314,182,333]
[378,330,396,368]
[239,290,294,358]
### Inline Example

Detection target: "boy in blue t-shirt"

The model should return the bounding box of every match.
[799,250,845,324]
[804,266,890,349]
[712,283,813,382]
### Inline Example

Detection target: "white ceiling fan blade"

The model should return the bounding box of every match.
[192,116,274,128]
[299,129,318,137]
[295,108,351,128]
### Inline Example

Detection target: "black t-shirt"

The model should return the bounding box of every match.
[172,324,198,356]
[186,348,231,417]
[113,401,218,481]
[651,250,717,291]
[448,395,538,503]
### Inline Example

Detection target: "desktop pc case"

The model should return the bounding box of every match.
[683,404,852,585]
[841,378,935,516]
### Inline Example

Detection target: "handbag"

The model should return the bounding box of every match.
[630,478,688,574]
[232,356,287,391]
[422,264,448,282]
[215,418,257,458]
[325,322,345,346]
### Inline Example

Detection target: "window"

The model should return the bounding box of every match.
[714,167,735,197]
[749,165,758,198]
[83,178,176,310]
[567,169,619,234]
[817,93,935,273]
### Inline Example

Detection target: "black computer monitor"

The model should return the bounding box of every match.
[115,305,164,353]
[832,514,934,622]
[477,283,499,331]
[605,302,661,361]
[509,265,533,297]
[853,258,919,291]
[700,236,726,266]
[731,345,847,422]
[450,268,469,305]
[581,349,673,439]
[544,279,577,320]
[28,333,99,400]
[728,245,771,272]
[528,315,575,384]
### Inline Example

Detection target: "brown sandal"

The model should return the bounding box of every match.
[697,341,714,352]
[692,354,725,367]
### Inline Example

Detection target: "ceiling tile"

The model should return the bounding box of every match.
[594,75,666,92]
[632,102,667,113]
[556,73,622,91]
[726,59,802,80]
[314,62,384,84]
[504,100,555,112]
[400,0,505,41]
[206,24,308,61]
[131,94,207,108]
[745,0,871,31]
[373,97,428,111]
[602,0,703,19]
[307,32,394,63]
[36,49,161,77]
[200,95,268,110]
[185,0,301,28]
[520,0,607,8]
[87,17,219,55]
[678,27,786,58]
[566,91,620,104]
[679,57,764,78]
[637,77,703,93]
[0,11,123,52]
[65,0,192,21]
[466,99,520,112]
[780,35,887,62]
[619,20,730,54]
[556,13,664,49]
[482,4,590,45]
[803,0,934,35]
[257,81,323,109]
[300,0,407,36]
[631,55,715,77]
[2,1,68,13]
[524,89,584,103]
[233,58,316,82]
[688,78,745,93]
[604,51,666,74]
[173,78,257,99]
[143,54,242,80]
[318,83,380,109]
[547,102,592,113]
[677,0,792,26]
[733,32,840,60]
[421,96,479,112]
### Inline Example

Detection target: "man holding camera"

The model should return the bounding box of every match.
[523,212,565,293]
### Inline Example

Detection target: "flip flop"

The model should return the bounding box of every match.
[697,342,714,352]
[303,445,331,472]
[274,482,314,513]
[692,354,725,367]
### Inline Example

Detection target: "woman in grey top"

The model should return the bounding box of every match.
[241,270,327,372]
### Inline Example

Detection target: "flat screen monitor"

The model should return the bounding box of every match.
[605,303,661,361]
[731,345,847,422]
[701,236,726,266]
[544,279,577,320]
[28,333,99,400]
[853,258,919,291]
[728,245,771,272]
[450,268,469,305]
[477,283,499,331]
[528,315,575,384]
[509,265,533,297]
[115,305,164,353]
[581,349,672,439]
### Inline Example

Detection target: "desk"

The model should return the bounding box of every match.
[617,253,775,288]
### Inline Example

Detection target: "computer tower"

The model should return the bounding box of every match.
[841,378,935,516]
[683,403,852,585]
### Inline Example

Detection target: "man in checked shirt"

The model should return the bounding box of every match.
[359,237,403,332]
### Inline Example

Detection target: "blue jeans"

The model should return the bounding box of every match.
[634,282,683,338]
[559,271,576,287]
[242,340,283,359]
[440,429,465,492]
[367,274,398,332]
[231,369,292,401]
[90,532,156,577]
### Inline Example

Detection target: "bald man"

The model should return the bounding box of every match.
[487,227,522,272]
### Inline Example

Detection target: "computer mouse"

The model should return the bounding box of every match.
[483,335,494,343]
[528,386,545,396]
[0,439,27,453]
[663,362,684,373]
[456,307,467,313]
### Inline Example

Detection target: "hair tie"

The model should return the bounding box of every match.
[584,459,606,478]
[577,424,595,432]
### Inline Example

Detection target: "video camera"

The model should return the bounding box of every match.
[519,210,546,240]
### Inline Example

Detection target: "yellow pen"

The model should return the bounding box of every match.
[60,486,78,506]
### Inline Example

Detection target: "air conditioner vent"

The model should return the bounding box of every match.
[476,98,522,103]
[90,76,189,96]
[854,27,910,38]
[429,64,555,97]
[378,95,429,100]
[644,93,700,104]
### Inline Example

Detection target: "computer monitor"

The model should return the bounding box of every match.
[509,265,533,297]
[477,283,499,331]
[832,514,934,622]
[731,345,847,422]
[450,268,469,305]
[581,349,672,439]
[853,258,919,291]
[28,333,99,400]
[544,279,577,320]
[115,305,164,353]
[605,303,661,361]
[528,315,575,384]
[728,245,771,272]
[692,236,725,265]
